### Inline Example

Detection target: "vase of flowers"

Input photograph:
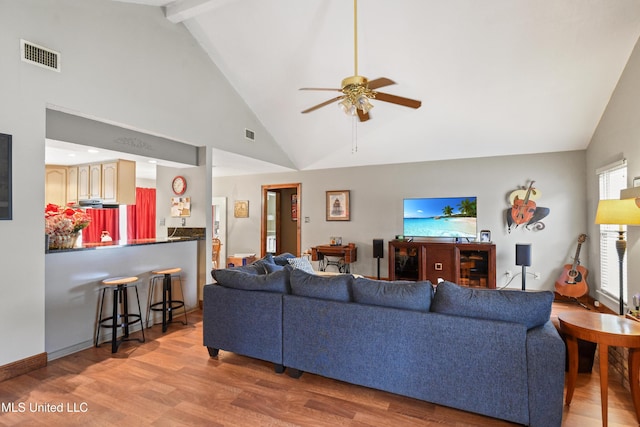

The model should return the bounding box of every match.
[45,203,91,249]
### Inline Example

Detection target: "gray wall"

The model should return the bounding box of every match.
[215,150,587,291]
[586,35,640,312]
[0,0,284,367]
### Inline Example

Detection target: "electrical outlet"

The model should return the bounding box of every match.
[505,270,512,279]
[534,272,541,280]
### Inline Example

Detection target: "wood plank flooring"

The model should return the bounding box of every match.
[0,310,638,426]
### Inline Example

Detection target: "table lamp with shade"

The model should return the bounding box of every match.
[594,198,640,315]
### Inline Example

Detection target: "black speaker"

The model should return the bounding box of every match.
[373,239,384,258]
[515,243,532,267]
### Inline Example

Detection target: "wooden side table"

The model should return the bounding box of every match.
[559,311,640,426]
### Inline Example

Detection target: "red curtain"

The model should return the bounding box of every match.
[127,187,156,240]
[83,209,120,243]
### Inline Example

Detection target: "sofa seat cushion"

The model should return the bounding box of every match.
[430,281,553,329]
[212,267,290,293]
[290,268,353,302]
[352,277,434,312]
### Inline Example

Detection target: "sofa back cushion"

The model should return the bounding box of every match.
[430,281,553,329]
[289,268,352,302]
[212,267,290,293]
[211,262,264,279]
[352,277,434,312]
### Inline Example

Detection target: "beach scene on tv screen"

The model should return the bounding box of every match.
[403,197,477,238]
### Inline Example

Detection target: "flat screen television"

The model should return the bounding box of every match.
[403,197,477,238]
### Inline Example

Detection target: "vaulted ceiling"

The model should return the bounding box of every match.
[114,0,640,173]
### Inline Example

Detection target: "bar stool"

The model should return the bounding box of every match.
[95,276,146,353]
[147,267,188,332]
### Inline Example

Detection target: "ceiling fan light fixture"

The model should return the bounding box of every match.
[355,94,373,113]
[339,98,356,116]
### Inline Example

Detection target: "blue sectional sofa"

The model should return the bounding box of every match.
[203,261,565,427]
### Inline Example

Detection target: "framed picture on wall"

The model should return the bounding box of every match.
[291,194,298,221]
[326,190,350,221]
[0,133,12,220]
[234,200,249,218]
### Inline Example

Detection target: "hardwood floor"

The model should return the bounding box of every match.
[0,310,638,426]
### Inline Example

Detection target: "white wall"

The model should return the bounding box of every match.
[0,0,285,367]
[214,150,587,291]
[586,35,640,313]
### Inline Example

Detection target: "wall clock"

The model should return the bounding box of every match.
[172,176,187,195]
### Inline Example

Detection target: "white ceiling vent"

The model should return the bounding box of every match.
[245,128,255,141]
[20,39,60,72]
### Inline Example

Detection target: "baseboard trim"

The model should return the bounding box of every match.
[0,352,47,383]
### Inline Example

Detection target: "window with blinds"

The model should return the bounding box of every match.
[597,161,627,299]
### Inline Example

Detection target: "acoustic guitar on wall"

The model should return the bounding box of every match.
[555,234,589,298]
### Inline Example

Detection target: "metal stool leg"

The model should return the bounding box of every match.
[133,284,145,343]
[146,275,159,329]
[95,287,106,347]
[111,286,119,353]
[176,274,188,326]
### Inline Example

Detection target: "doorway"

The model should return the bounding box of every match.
[261,183,301,257]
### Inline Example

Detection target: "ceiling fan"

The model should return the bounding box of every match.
[300,0,422,122]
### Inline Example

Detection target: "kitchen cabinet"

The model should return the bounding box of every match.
[66,166,78,205]
[101,160,135,205]
[77,165,90,200]
[46,159,136,205]
[45,165,67,206]
[89,164,101,199]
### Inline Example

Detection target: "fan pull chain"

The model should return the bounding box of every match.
[352,116,358,154]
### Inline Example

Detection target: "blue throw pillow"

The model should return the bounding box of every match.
[430,281,553,329]
[352,277,434,312]
[254,254,285,274]
[273,252,296,266]
[213,268,290,293]
[289,268,352,302]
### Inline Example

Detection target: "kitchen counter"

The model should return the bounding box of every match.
[45,235,203,253]
[45,237,200,360]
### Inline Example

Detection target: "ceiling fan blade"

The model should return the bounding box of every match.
[299,87,342,92]
[368,77,396,90]
[357,108,370,122]
[374,92,422,109]
[301,96,345,114]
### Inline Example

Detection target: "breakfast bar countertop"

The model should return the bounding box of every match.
[45,235,204,253]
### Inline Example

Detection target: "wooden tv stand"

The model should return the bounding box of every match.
[389,240,496,288]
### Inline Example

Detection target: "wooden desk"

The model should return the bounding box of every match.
[311,245,357,273]
[559,311,640,426]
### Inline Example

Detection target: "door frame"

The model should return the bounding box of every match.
[261,183,301,257]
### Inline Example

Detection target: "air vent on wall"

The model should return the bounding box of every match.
[245,128,255,141]
[20,39,61,72]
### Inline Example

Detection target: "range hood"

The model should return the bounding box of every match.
[77,199,120,209]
